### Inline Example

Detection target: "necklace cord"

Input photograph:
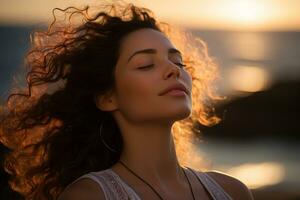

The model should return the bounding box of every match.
[117,160,196,200]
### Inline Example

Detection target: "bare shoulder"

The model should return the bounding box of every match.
[206,171,254,200]
[57,178,106,200]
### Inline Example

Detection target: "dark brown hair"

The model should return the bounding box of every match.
[0,1,222,200]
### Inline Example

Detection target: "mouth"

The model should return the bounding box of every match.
[162,89,187,96]
[158,83,189,96]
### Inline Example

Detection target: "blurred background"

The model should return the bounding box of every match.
[0,0,299,199]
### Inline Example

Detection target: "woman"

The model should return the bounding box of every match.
[0,1,254,200]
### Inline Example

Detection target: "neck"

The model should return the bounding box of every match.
[117,121,184,186]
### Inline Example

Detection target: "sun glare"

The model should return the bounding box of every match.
[229,0,265,24]
[0,0,300,31]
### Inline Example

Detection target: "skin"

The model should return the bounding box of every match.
[58,28,254,200]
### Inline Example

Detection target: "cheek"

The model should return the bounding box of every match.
[115,72,156,115]
[119,73,153,98]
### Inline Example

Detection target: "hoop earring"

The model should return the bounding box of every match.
[99,122,118,153]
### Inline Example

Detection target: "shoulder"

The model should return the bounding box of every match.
[57,178,106,200]
[206,171,254,200]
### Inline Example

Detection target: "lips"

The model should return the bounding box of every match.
[158,83,189,96]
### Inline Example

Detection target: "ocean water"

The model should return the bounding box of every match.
[0,25,34,103]
[191,30,300,79]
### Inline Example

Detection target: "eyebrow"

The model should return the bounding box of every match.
[127,48,182,63]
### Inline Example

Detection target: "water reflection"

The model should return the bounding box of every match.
[197,138,300,199]
[225,162,285,189]
[226,65,271,93]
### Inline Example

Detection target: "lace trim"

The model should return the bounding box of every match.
[186,167,233,200]
[94,170,130,200]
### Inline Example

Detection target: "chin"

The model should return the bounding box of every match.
[170,108,192,121]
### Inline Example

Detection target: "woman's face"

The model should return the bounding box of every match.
[112,28,192,124]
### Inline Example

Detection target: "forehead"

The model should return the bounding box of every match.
[119,28,175,54]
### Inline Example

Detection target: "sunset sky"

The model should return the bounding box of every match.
[0,0,300,31]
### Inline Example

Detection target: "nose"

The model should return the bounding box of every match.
[163,61,181,80]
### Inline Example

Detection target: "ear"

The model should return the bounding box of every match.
[94,90,118,112]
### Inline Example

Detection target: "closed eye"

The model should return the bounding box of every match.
[138,64,154,69]
[138,62,186,70]
[175,63,186,68]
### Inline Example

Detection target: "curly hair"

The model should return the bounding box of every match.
[0,1,223,199]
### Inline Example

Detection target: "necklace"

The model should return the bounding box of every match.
[118,160,196,200]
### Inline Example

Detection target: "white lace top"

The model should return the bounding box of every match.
[65,167,233,200]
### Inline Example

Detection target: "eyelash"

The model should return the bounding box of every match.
[138,63,186,69]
